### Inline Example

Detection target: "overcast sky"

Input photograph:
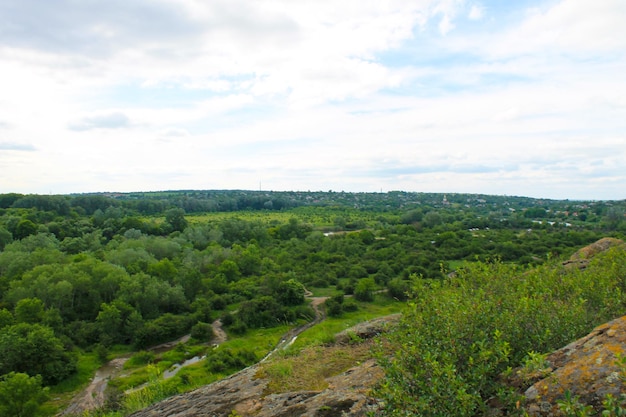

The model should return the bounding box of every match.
[1,0,625,200]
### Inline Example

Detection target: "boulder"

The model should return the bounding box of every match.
[521,315,626,416]
[562,237,624,270]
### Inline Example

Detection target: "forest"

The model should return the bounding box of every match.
[0,190,625,416]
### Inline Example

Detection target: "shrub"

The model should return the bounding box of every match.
[377,249,626,416]
[190,322,215,342]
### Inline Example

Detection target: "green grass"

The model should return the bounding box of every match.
[307,286,341,297]
[182,206,392,230]
[73,297,403,416]
[50,352,103,394]
[222,324,292,359]
[290,294,404,351]
[44,352,106,416]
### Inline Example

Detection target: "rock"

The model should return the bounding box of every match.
[562,237,624,270]
[334,314,401,345]
[520,315,626,416]
[129,359,384,417]
[129,317,395,417]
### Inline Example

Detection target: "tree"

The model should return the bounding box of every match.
[0,372,49,417]
[354,278,376,302]
[0,309,13,329]
[14,298,45,324]
[387,277,410,301]
[276,279,306,306]
[0,227,12,250]
[423,211,442,228]
[190,322,215,342]
[0,323,76,385]
[14,220,37,240]
[164,208,188,233]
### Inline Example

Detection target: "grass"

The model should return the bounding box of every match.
[45,352,104,415]
[307,285,342,297]
[257,339,376,394]
[50,352,103,394]
[182,206,392,230]
[222,324,293,359]
[61,296,404,416]
[290,294,404,351]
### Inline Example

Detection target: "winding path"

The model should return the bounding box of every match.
[62,291,327,415]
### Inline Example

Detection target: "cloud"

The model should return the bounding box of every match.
[0,142,36,151]
[477,0,626,58]
[0,0,203,57]
[468,4,484,20]
[160,128,191,138]
[68,112,131,131]
[0,0,624,199]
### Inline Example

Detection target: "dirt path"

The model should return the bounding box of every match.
[261,294,328,360]
[211,318,227,345]
[63,293,323,415]
[61,357,129,416]
[61,329,217,416]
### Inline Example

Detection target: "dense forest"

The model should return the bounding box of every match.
[0,190,625,416]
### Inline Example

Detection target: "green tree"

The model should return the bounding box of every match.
[387,277,410,301]
[0,309,14,329]
[164,208,188,233]
[190,322,215,342]
[14,298,45,324]
[276,279,306,306]
[13,220,37,240]
[0,323,76,385]
[354,278,376,302]
[0,226,12,250]
[0,372,49,417]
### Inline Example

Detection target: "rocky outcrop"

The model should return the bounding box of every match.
[517,315,626,416]
[128,317,396,417]
[334,314,401,345]
[562,237,624,270]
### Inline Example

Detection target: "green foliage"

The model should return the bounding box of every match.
[190,322,215,342]
[377,248,626,416]
[325,293,345,317]
[205,347,256,373]
[558,391,595,417]
[386,277,410,301]
[126,351,156,368]
[119,366,179,414]
[354,278,376,302]
[164,208,188,233]
[133,314,195,349]
[276,279,306,306]
[602,394,626,417]
[0,372,49,417]
[14,219,38,240]
[0,189,622,402]
[0,323,77,385]
[13,297,45,323]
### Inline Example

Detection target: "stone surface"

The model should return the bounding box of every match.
[562,237,624,270]
[128,319,392,417]
[520,315,626,416]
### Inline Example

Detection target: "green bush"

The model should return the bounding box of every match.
[126,351,155,368]
[205,347,257,373]
[190,322,215,342]
[377,248,626,416]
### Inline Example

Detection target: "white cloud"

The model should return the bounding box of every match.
[68,112,131,131]
[468,4,484,20]
[481,0,626,58]
[0,0,624,199]
[0,142,36,151]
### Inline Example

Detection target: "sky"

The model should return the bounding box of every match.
[0,0,625,200]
